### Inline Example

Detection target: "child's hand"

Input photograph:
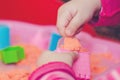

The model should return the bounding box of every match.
[57,0,101,37]
[37,51,77,67]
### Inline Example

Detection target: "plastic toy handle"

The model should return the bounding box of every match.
[73,52,91,79]
[48,33,62,51]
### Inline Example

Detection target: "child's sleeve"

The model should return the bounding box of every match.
[29,62,76,80]
[91,0,120,26]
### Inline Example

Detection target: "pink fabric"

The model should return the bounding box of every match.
[92,0,120,26]
[29,62,76,80]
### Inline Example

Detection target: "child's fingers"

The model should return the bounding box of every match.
[57,6,76,37]
[57,13,66,37]
[65,13,86,36]
[57,11,72,37]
